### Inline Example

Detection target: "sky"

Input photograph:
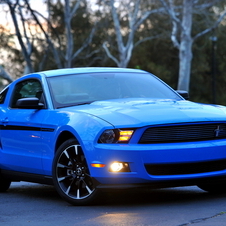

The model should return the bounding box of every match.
[0,0,48,28]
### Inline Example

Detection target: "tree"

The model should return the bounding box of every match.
[1,0,97,79]
[4,0,35,75]
[0,25,14,83]
[100,0,164,68]
[63,0,96,67]
[0,66,14,84]
[159,0,226,92]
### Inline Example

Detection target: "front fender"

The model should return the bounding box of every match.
[41,110,113,175]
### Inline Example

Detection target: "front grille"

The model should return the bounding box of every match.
[139,123,226,144]
[145,159,226,176]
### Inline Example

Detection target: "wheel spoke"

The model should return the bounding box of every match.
[76,179,93,199]
[85,184,93,194]
[65,179,75,195]
[74,145,78,155]
[57,175,72,182]
[66,185,70,195]
[83,178,93,194]
[77,188,80,199]
[63,149,70,159]
[57,163,70,169]
[63,145,81,165]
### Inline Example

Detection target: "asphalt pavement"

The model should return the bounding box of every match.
[1,182,226,226]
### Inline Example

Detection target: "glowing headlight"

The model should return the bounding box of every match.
[118,130,134,142]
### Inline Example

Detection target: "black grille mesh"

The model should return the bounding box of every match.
[145,159,226,176]
[139,123,226,144]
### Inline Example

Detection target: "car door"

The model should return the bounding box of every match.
[0,79,47,174]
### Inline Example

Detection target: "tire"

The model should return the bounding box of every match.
[0,177,11,192]
[52,138,100,205]
[197,181,226,194]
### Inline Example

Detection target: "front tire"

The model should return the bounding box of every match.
[52,138,100,205]
[197,180,226,194]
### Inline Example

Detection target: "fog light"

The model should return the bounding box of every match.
[109,162,130,172]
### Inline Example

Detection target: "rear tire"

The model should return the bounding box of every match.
[52,138,100,205]
[0,177,11,192]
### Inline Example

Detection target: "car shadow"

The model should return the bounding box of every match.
[7,182,62,203]
[6,182,226,207]
[98,186,226,207]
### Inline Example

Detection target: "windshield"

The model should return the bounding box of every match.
[47,72,182,108]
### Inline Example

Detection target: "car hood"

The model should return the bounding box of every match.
[73,98,226,127]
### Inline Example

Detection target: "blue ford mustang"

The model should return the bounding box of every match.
[1,67,226,205]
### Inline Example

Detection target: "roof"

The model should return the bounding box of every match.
[38,67,147,77]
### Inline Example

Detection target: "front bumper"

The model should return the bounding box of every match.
[86,139,226,186]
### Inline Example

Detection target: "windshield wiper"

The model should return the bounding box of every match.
[57,101,96,109]
[74,101,95,106]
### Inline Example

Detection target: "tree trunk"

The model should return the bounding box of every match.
[64,0,73,68]
[178,37,193,91]
[177,0,193,91]
[8,1,34,74]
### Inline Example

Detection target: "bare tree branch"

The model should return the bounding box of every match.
[158,0,183,49]
[6,0,34,74]
[103,0,165,68]
[0,66,13,83]
[24,0,63,69]
[71,0,81,17]
[193,9,226,41]
[102,41,120,66]
[134,34,163,48]
[134,6,166,31]
[72,25,96,60]
[108,0,125,55]
[193,0,223,9]
[64,0,96,67]
[31,10,63,52]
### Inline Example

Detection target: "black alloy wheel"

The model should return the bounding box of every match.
[52,138,99,205]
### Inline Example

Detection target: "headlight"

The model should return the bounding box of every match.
[99,129,117,143]
[98,129,134,143]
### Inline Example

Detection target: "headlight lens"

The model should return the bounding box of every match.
[99,129,134,143]
[99,129,117,143]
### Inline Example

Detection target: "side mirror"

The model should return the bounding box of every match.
[16,97,44,109]
[176,90,189,100]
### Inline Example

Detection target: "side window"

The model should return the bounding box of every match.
[11,79,44,108]
[0,87,9,104]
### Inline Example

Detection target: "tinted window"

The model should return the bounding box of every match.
[11,79,44,108]
[47,72,182,108]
